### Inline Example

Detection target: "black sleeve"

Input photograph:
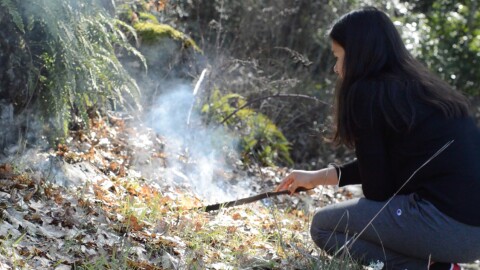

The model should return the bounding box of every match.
[343,82,396,201]
[338,159,361,186]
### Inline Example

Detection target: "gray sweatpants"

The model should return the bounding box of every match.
[310,194,480,270]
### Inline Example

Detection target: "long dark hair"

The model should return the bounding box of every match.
[329,7,469,148]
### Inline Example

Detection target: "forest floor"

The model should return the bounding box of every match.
[0,113,478,270]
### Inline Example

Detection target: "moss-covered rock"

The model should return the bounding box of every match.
[134,22,201,52]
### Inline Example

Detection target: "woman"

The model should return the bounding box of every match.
[276,7,480,270]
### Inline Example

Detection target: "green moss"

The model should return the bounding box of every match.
[134,22,201,52]
[138,12,158,23]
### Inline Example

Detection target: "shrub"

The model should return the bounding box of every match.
[0,0,145,144]
[202,89,293,166]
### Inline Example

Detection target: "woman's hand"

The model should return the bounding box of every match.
[275,170,320,194]
[275,167,339,194]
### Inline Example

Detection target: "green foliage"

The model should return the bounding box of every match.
[398,0,480,95]
[0,0,145,142]
[202,89,293,166]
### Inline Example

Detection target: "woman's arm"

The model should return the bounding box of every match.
[275,166,339,194]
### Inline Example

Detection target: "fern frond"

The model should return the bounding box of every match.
[0,0,25,33]
[114,19,139,44]
[2,0,146,142]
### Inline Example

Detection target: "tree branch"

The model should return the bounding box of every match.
[219,93,331,125]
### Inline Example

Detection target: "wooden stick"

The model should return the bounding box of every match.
[196,187,312,212]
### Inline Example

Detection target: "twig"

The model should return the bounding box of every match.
[274,47,313,67]
[219,93,331,126]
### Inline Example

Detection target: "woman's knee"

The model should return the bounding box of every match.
[310,214,328,248]
[310,203,354,247]
[310,208,339,248]
[311,204,351,229]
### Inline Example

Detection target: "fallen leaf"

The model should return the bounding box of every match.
[231,212,242,220]
[127,215,144,231]
[227,226,237,233]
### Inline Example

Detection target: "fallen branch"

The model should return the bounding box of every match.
[219,93,331,126]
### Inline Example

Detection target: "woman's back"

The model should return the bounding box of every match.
[338,78,480,226]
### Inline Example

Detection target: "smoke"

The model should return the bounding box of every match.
[138,81,251,202]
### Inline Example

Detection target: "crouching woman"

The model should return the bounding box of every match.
[276,7,480,270]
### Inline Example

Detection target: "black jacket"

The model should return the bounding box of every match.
[338,82,480,226]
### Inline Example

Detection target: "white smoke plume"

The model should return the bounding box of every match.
[137,78,251,203]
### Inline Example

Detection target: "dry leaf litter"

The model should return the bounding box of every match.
[1,112,477,270]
